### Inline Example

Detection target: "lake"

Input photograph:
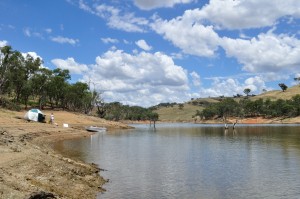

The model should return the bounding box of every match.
[53,123,300,199]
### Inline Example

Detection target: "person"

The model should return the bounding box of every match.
[50,113,54,124]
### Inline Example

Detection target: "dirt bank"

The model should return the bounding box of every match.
[0,109,132,199]
[196,116,300,124]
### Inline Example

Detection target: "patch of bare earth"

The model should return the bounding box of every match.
[0,109,132,199]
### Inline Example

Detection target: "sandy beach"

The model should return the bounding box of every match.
[0,108,132,199]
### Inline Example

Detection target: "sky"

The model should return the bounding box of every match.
[1,0,300,107]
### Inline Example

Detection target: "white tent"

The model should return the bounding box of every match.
[24,109,46,122]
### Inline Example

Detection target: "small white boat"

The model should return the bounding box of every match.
[86,126,107,132]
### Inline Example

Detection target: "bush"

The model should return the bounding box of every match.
[0,97,21,111]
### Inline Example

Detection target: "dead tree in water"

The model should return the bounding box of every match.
[233,119,238,129]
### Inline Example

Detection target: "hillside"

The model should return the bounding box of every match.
[154,85,300,122]
[153,98,220,122]
[252,85,300,101]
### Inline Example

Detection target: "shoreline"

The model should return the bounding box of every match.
[124,116,300,125]
[0,109,132,199]
[1,109,300,198]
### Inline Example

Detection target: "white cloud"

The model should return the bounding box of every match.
[244,76,267,93]
[135,39,152,51]
[23,27,44,39]
[22,52,42,60]
[82,49,190,106]
[51,57,88,74]
[151,12,220,57]
[196,0,300,29]
[79,2,149,32]
[23,27,31,37]
[101,37,119,44]
[0,40,8,47]
[221,32,300,73]
[134,0,195,10]
[44,28,52,34]
[51,36,79,45]
[196,75,268,98]
[151,5,300,82]
[190,71,201,86]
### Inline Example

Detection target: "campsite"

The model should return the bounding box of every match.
[0,108,131,198]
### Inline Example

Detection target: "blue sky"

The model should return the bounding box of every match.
[1,0,300,107]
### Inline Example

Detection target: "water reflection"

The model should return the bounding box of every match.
[53,124,300,199]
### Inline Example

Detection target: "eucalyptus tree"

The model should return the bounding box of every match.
[31,68,53,109]
[48,68,71,108]
[0,46,13,94]
[65,82,91,112]
[12,53,41,102]
[278,83,288,92]
[243,88,251,97]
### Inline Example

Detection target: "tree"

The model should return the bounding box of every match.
[0,46,13,94]
[178,103,184,110]
[278,83,288,92]
[244,88,251,96]
[294,77,300,86]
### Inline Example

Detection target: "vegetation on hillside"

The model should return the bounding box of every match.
[96,101,158,121]
[196,95,300,120]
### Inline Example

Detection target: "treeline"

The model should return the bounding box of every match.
[96,102,159,121]
[0,45,98,113]
[196,96,300,120]
[0,45,159,121]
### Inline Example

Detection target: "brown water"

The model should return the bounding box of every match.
[53,123,300,199]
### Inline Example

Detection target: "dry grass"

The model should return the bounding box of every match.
[252,85,300,101]
[154,85,300,122]
[154,103,203,122]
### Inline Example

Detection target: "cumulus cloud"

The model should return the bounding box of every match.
[51,36,79,45]
[151,12,220,57]
[135,39,152,51]
[51,57,88,74]
[0,40,8,47]
[151,4,300,79]
[221,32,300,73]
[134,0,195,10]
[22,52,42,60]
[196,0,300,29]
[81,49,190,106]
[197,75,268,98]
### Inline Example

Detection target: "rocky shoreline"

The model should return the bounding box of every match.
[0,109,132,199]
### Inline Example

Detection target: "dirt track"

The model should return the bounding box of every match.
[0,109,132,199]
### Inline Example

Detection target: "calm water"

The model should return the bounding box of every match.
[53,123,300,199]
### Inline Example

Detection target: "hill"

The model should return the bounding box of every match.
[154,85,300,122]
[153,98,219,122]
[252,85,300,101]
